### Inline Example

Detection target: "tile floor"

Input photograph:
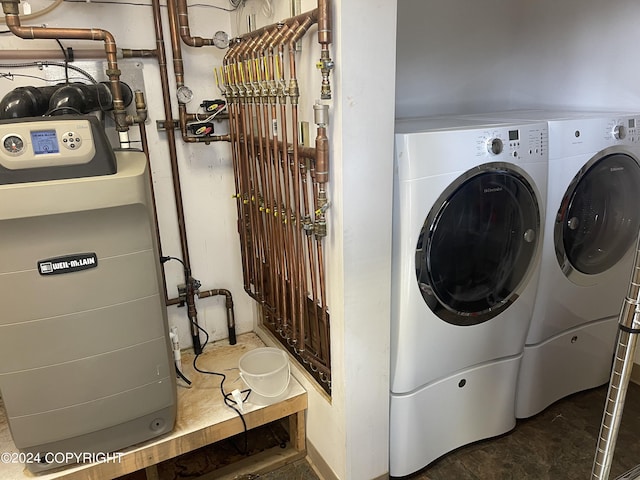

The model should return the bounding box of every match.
[265,382,640,480]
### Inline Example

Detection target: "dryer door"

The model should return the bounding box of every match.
[415,163,541,326]
[555,151,640,282]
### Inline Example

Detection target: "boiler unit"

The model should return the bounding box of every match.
[0,115,176,472]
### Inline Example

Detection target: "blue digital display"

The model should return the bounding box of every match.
[31,129,59,155]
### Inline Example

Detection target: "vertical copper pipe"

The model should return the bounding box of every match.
[276,22,299,341]
[234,42,262,299]
[267,26,291,334]
[287,17,314,352]
[317,0,333,100]
[243,36,267,303]
[151,0,205,353]
[223,47,253,296]
[152,0,191,272]
[251,34,279,320]
[300,159,322,353]
[314,105,330,360]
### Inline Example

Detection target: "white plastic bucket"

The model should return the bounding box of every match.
[239,347,291,402]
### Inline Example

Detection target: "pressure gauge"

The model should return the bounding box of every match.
[3,134,24,155]
[176,85,194,104]
[213,30,230,49]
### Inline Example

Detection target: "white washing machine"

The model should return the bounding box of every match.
[466,110,640,418]
[390,116,548,477]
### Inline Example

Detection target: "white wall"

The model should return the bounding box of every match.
[396,0,640,117]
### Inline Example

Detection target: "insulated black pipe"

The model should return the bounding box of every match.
[48,82,133,116]
[0,85,58,118]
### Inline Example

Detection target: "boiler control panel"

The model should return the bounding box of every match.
[0,115,116,185]
[0,118,96,170]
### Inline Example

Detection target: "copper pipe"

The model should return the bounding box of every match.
[317,0,333,99]
[250,35,278,315]
[275,24,299,339]
[287,17,314,352]
[300,159,321,353]
[224,51,255,297]
[196,289,237,345]
[152,0,191,271]
[176,0,214,47]
[138,116,171,308]
[225,0,333,386]
[165,0,184,87]
[1,0,129,131]
[263,30,288,332]
[243,37,268,303]
[150,0,204,353]
[233,9,318,42]
[276,21,301,344]
[235,52,263,299]
[0,48,157,60]
[224,60,253,295]
[121,49,158,58]
[166,0,230,143]
[248,133,317,158]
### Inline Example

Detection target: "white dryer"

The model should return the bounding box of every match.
[467,111,640,418]
[390,116,548,477]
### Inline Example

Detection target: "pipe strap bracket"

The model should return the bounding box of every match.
[619,324,640,334]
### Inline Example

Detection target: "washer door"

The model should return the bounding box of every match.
[415,163,541,326]
[555,151,640,282]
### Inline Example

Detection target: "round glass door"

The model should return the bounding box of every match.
[555,152,640,280]
[415,163,540,326]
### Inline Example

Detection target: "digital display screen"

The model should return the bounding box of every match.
[508,129,519,141]
[30,129,59,155]
[630,119,636,128]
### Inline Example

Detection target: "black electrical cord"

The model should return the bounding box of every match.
[54,39,69,84]
[160,254,250,452]
[191,319,252,455]
[43,105,84,116]
[175,364,192,385]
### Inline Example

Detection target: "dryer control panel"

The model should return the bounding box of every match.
[477,123,548,162]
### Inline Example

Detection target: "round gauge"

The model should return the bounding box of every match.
[176,85,194,104]
[3,135,24,155]
[213,30,230,49]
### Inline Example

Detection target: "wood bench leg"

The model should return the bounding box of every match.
[145,464,160,480]
[288,410,306,452]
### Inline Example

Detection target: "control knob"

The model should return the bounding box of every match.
[613,124,627,140]
[487,138,503,155]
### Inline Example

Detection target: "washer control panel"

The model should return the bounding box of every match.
[0,119,96,170]
[478,123,547,161]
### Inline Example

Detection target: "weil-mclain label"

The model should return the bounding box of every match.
[37,253,98,276]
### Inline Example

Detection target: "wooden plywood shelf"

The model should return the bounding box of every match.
[0,333,307,480]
